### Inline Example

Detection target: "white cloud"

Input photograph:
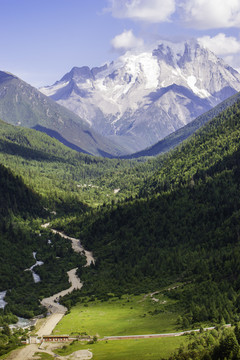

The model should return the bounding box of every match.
[223,54,240,73]
[111,30,144,51]
[198,33,240,72]
[108,0,176,23]
[106,0,240,29]
[181,0,240,29]
[198,33,240,56]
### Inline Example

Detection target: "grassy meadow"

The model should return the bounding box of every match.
[53,293,179,338]
[56,336,189,360]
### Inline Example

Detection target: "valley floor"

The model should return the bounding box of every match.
[3,227,225,360]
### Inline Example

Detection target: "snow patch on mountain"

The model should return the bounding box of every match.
[43,81,69,96]
[187,76,211,98]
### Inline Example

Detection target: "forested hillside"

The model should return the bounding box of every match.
[0,161,88,356]
[55,99,240,327]
[163,324,240,360]
[0,163,42,218]
[0,120,158,211]
[142,99,240,195]
[0,165,86,318]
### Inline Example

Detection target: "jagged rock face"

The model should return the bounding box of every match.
[40,40,240,153]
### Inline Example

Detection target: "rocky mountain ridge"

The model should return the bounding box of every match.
[0,70,126,157]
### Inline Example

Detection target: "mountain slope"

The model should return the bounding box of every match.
[41,39,240,153]
[0,71,126,157]
[142,99,240,196]
[57,98,240,326]
[124,90,240,158]
[0,163,43,218]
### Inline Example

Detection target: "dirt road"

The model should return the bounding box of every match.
[51,229,95,266]
[41,223,95,266]
[102,325,231,341]
[38,268,83,336]
[6,344,38,360]
[40,268,82,316]
[8,343,92,360]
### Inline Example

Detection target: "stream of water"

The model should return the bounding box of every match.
[0,290,7,309]
[10,317,34,329]
[0,292,34,329]
[28,252,44,283]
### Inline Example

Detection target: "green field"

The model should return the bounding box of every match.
[56,337,188,360]
[34,353,53,360]
[54,293,179,337]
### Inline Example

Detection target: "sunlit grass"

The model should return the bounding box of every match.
[56,336,189,360]
[54,293,179,337]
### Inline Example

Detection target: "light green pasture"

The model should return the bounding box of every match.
[57,336,188,360]
[54,293,179,337]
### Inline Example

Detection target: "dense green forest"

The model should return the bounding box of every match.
[0,164,45,354]
[54,99,240,328]
[1,96,240,358]
[163,324,240,360]
[0,324,26,357]
[0,162,43,218]
[0,162,86,318]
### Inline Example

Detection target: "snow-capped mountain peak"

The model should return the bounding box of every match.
[40,39,240,153]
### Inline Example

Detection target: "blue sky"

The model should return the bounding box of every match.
[1,0,240,87]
